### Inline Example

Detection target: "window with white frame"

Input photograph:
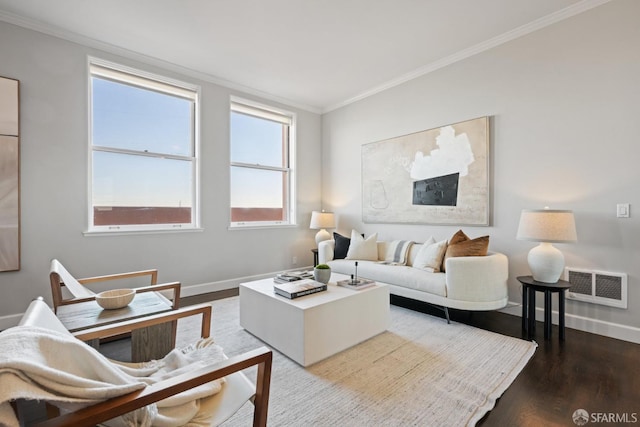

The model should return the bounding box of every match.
[88,59,199,232]
[229,98,295,227]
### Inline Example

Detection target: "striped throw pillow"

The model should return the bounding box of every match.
[384,240,414,265]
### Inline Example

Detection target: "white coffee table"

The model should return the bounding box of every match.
[239,273,389,367]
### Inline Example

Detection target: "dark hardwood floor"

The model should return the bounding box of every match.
[110,290,640,426]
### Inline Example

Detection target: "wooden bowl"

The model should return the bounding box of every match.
[96,289,135,310]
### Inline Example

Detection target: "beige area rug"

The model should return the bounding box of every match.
[176,297,536,426]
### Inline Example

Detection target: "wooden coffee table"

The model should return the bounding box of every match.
[56,291,174,362]
[239,273,389,367]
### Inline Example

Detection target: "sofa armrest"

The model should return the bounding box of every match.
[318,240,335,264]
[445,252,509,303]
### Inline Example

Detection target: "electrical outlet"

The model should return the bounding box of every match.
[292,256,298,265]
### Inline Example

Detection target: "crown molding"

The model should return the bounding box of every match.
[0,10,322,114]
[0,0,611,115]
[322,0,613,113]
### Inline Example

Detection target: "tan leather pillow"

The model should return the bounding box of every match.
[442,231,489,272]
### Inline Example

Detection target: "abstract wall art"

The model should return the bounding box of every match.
[362,116,490,225]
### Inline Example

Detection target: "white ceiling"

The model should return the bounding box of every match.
[0,0,607,112]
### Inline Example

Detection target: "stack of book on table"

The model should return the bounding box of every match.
[337,277,376,290]
[273,279,327,299]
[273,270,313,283]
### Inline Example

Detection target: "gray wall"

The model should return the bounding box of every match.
[0,21,321,325]
[322,0,640,341]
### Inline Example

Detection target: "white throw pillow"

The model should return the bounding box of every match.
[346,230,378,261]
[413,239,448,272]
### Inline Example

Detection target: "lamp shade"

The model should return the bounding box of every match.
[517,208,577,283]
[310,211,336,246]
[516,209,577,243]
[309,211,336,230]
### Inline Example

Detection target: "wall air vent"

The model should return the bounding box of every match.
[564,267,627,309]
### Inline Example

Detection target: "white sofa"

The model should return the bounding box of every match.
[318,239,509,321]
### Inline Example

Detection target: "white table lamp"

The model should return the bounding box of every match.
[516,208,577,283]
[310,211,336,245]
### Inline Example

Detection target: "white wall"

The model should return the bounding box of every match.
[322,0,640,341]
[0,21,322,325]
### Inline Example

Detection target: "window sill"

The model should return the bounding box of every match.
[228,223,297,231]
[83,227,204,237]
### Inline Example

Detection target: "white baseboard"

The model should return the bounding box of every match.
[500,301,640,344]
[0,312,22,331]
[179,270,280,297]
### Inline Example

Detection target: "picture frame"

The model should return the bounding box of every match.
[362,116,490,226]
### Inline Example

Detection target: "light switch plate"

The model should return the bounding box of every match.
[617,203,630,218]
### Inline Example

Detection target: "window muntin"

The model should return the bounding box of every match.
[229,99,295,227]
[88,59,199,232]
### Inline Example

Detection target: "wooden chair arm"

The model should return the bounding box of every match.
[55,296,97,308]
[33,347,273,427]
[131,282,181,309]
[77,269,158,286]
[73,303,212,342]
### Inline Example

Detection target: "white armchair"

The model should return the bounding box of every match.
[3,297,272,427]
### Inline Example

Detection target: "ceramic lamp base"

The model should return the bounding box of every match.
[528,242,565,283]
[315,229,331,245]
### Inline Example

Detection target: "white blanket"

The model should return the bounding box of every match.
[0,325,226,427]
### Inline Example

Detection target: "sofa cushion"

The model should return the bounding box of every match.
[413,239,448,272]
[346,231,378,261]
[442,230,489,272]
[328,260,447,297]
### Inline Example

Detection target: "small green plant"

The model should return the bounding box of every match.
[315,263,330,269]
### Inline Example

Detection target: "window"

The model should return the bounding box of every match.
[230,98,295,227]
[88,59,199,232]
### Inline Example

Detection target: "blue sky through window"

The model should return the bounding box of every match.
[93,78,192,155]
[230,112,283,167]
